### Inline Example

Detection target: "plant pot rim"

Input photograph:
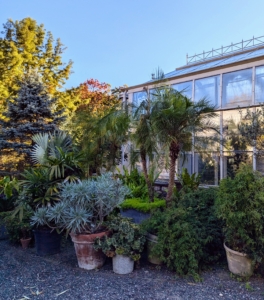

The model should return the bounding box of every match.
[70,230,110,243]
[20,237,31,241]
[146,232,158,240]
[224,242,247,257]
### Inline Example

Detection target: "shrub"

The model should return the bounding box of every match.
[117,168,148,199]
[0,211,32,244]
[142,187,223,280]
[215,164,264,264]
[94,214,146,261]
[121,197,165,213]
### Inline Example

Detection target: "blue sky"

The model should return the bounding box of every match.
[1,0,264,90]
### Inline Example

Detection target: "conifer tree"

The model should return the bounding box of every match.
[0,72,65,174]
[0,17,72,116]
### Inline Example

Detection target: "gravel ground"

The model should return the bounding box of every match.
[0,239,264,300]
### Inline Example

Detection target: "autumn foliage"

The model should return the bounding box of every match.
[78,79,119,115]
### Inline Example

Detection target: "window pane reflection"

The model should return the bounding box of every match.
[194,153,220,185]
[172,81,192,99]
[223,109,252,152]
[133,91,147,108]
[255,66,264,103]
[223,152,252,178]
[194,76,219,106]
[222,69,252,108]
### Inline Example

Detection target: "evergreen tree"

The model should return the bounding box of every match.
[0,73,65,174]
[0,17,72,116]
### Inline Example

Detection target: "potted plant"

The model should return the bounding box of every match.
[120,197,165,224]
[20,224,32,249]
[215,164,264,277]
[141,209,166,265]
[94,214,146,274]
[31,173,129,270]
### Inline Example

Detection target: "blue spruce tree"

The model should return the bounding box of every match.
[0,73,65,174]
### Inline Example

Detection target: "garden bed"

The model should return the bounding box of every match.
[0,239,264,299]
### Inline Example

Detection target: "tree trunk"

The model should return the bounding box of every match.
[166,141,180,206]
[140,150,154,202]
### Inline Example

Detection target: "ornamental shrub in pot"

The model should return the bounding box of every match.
[32,173,130,269]
[94,214,146,274]
[215,164,264,277]
[142,187,223,280]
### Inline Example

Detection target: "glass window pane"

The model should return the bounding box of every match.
[223,152,252,178]
[194,76,219,106]
[195,112,220,152]
[178,153,193,175]
[222,69,252,108]
[172,81,192,99]
[255,66,264,103]
[194,153,220,185]
[256,156,264,174]
[223,109,252,152]
[223,109,252,178]
[133,91,147,108]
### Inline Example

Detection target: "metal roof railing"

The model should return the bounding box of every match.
[186,35,264,65]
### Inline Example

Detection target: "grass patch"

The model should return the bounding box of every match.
[121,197,165,213]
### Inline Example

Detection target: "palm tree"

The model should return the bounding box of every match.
[31,131,83,181]
[132,91,158,202]
[73,101,130,176]
[152,87,217,206]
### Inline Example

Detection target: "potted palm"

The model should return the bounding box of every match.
[94,215,146,274]
[215,164,264,277]
[31,173,129,270]
[13,130,84,256]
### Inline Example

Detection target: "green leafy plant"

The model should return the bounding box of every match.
[142,187,223,280]
[0,176,20,212]
[179,168,200,191]
[30,173,130,234]
[121,197,165,213]
[0,211,32,243]
[94,214,146,261]
[117,167,148,199]
[215,164,264,265]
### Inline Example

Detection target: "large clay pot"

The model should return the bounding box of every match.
[33,228,61,256]
[224,243,253,277]
[70,231,109,270]
[112,254,134,274]
[146,233,162,265]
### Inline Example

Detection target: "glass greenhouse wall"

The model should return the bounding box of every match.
[129,54,264,185]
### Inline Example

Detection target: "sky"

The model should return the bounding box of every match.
[1,0,264,90]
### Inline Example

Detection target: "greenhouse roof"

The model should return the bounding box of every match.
[163,47,264,80]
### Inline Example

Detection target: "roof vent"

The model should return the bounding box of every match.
[151,73,155,80]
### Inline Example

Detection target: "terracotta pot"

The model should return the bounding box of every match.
[20,237,31,249]
[112,254,134,274]
[70,231,109,270]
[224,243,253,277]
[146,233,162,265]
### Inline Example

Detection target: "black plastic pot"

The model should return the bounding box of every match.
[0,224,8,240]
[33,228,61,256]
